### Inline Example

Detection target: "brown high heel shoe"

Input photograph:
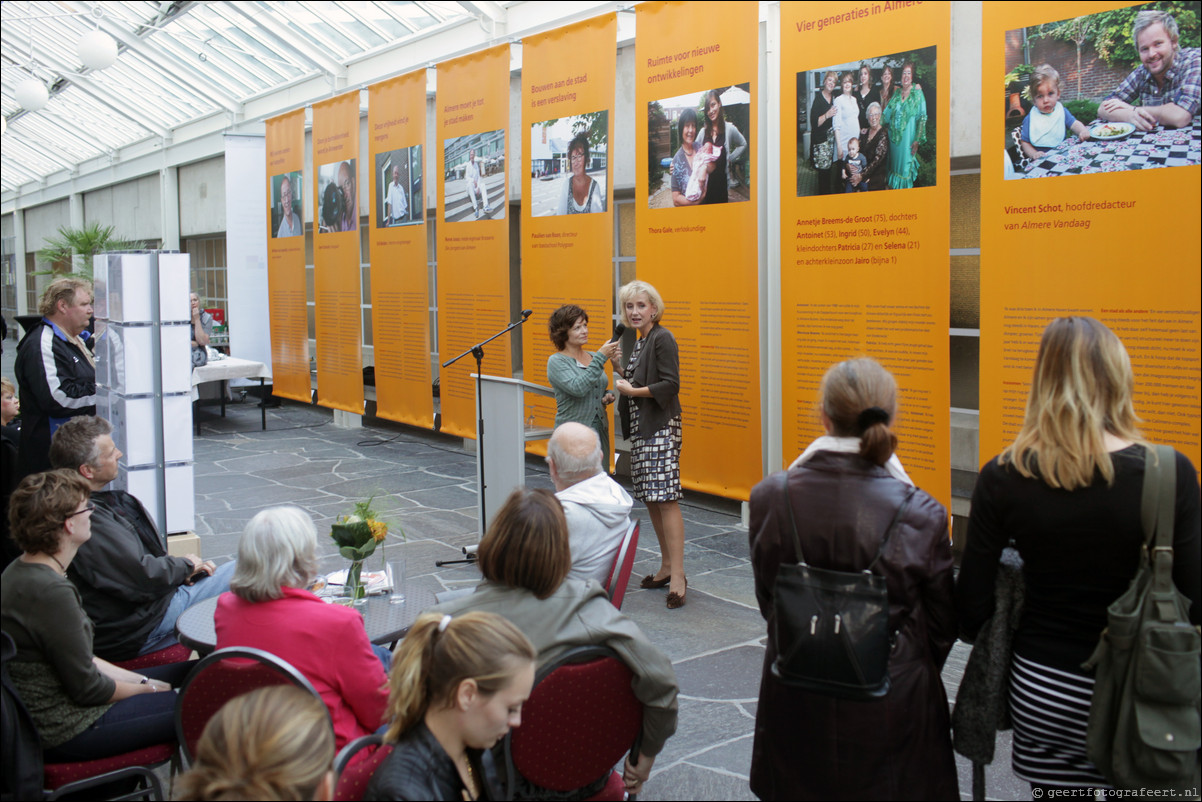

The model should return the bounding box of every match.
[640,574,670,590]
[666,578,687,609]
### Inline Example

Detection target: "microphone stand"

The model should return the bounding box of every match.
[441,310,533,562]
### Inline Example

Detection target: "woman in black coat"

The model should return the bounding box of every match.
[748,358,958,800]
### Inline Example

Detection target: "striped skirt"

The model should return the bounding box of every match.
[1009,652,1110,788]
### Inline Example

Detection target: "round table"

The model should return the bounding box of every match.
[174,584,436,655]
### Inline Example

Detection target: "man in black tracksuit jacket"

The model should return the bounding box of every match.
[14,278,96,480]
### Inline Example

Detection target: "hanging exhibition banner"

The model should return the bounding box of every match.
[312,91,364,414]
[635,0,761,500]
[981,1,1201,468]
[265,109,310,404]
[780,1,951,507]
[369,70,433,428]
[521,14,617,461]
[436,45,512,439]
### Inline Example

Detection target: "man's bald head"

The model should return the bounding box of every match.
[547,422,603,490]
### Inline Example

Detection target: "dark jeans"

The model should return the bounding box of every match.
[45,662,193,762]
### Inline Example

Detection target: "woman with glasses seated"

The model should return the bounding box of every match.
[0,470,190,761]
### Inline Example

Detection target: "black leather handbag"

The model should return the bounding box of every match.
[770,472,914,700]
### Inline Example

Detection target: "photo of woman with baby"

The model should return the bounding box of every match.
[647,83,751,209]
[1002,3,1200,179]
[795,47,937,197]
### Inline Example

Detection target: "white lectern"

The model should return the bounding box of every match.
[472,375,555,531]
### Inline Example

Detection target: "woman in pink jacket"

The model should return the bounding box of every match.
[215,506,388,749]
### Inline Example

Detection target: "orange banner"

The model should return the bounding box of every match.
[521,14,617,462]
[312,92,364,415]
[265,109,310,403]
[635,1,761,500]
[779,1,951,508]
[981,1,1201,469]
[436,45,512,439]
[369,71,433,428]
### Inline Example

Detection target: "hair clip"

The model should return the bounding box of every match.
[438,614,452,633]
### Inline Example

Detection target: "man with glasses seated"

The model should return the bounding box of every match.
[48,416,234,662]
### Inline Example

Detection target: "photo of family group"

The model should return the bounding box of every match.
[796,47,937,196]
[443,129,506,222]
[529,111,609,217]
[375,146,423,228]
[1002,1,1200,180]
[270,171,303,238]
[316,159,358,234]
[646,83,751,209]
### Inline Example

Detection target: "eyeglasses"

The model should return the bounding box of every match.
[65,503,95,520]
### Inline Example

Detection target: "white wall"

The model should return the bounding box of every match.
[179,157,227,237]
[83,175,163,243]
[950,1,983,161]
[22,200,71,256]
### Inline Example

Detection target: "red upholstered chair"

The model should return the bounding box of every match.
[43,744,174,800]
[603,520,640,609]
[503,645,643,801]
[113,642,194,672]
[174,646,330,766]
[4,631,174,801]
[332,733,392,801]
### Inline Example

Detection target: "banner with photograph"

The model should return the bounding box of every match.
[265,109,310,404]
[436,45,512,439]
[521,14,617,463]
[634,0,760,500]
[981,1,1201,468]
[779,1,951,507]
[312,91,364,415]
[369,70,433,428]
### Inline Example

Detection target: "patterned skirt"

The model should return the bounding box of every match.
[1009,652,1109,788]
[628,410,682,504]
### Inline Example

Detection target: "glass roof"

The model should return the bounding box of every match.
[1,1,477,194]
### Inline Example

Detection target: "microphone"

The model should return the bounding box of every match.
[610,323,626,342]
[521,309,533,319]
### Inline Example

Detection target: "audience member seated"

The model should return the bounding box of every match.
[547,422,634,585]
[0,470,189,761]
[48,416,234,661]
[367,611,536,801]
[175,685,336,801]
[215,506,389,750]
[432,487,678,796]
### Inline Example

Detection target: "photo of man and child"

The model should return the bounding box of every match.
[1003,2,1200,179]
[796,47,937,197]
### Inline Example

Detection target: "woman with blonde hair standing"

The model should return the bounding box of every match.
[614,280,687,608]
[748,358,957,799]
[957,317,1200,793]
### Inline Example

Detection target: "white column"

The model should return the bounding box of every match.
[14,209,28,316]
[160,166,181,251]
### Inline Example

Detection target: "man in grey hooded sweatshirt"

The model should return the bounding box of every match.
[547,422,634,586]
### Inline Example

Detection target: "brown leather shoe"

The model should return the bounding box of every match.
[666,578,687,609]
[640,574,670,590]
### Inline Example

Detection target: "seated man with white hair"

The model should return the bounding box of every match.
[547,421,634,586]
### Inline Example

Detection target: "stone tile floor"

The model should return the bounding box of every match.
[0,337,1027,799]
[185,398,1028,801]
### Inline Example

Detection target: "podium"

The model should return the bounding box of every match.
[472,374,555,531]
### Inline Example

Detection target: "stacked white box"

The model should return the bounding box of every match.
[93,252,196,535]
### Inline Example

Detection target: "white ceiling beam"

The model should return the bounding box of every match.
[58,1,242,114]
[223,3,347,80]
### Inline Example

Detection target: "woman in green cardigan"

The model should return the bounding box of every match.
[546,305,620,470]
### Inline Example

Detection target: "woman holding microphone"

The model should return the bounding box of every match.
[547,305,621,470]
[614,280,686,609]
